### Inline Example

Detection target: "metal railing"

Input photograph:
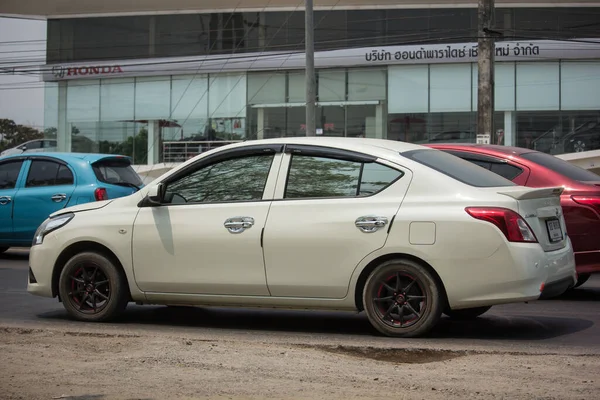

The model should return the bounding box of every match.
[162,140,242,162]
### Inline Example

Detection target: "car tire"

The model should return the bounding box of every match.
[363,259,443,338]
[0,247,8,254]
[58,251,129,322]
[443,306,491,320]
[573,273,591,288]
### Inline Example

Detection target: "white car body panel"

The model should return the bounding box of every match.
[27,137,577,316]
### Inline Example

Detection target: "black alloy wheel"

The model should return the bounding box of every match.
[363,259,443,338]
[58,252,129,322]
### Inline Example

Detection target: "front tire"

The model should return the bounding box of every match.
[58,252,129,322]
[363,259,443,338]
[444,306,491,320]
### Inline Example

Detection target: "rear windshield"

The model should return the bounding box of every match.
[520,151,600,182]
[92,158,143,187]
[402,149,516,187]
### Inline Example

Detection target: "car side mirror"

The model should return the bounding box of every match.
[146,183,165,206]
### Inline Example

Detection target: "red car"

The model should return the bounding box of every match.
[427,143,600,288]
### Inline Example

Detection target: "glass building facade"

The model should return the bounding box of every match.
[43,7,600,164]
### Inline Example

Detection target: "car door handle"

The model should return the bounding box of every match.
[0,196,11,205]
[224,217,255,234]
[355,216,389,233]
[51,193,67,202]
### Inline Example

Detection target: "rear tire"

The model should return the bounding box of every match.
[444,306,491,320]
[363,259,443,338]
[0,247,8,254]
[58,252,129,322]
[573,273,591,288]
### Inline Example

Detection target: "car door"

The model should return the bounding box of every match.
[132,144,283,296]
[0,158,26,242]
[12,157,78,242]
[262,145,412,299]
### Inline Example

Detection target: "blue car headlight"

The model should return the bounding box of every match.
[33,213,75,246]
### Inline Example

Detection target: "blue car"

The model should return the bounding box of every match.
[0,152,143,252]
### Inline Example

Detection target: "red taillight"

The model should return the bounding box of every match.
[571,196,600,215]
[94,187,108,201]
[465,207,538,243]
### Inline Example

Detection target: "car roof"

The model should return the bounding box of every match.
[425,143,537,157]
[0,152,132,164]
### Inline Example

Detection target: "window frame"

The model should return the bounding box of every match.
[24,157,75,188]
[153,144,284,207]
[281,144,405,201]
[0,159,26,190]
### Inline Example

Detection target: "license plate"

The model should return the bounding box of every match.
[546,218,563,243]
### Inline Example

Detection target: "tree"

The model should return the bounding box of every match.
[0,118,43,152]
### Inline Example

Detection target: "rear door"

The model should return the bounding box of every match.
[262,145,411,298]
[0,158,26,242]
[12,157,77,242]
[498,186,568,252]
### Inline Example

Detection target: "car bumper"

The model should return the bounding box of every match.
[574,251,600,275]
[27,240,61,298]
[442,238,577,309]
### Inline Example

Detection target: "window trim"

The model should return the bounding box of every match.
[24,158,75,188]
[282,152,404,201]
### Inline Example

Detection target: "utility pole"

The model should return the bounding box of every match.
[477,0,495,144]
[305,0,316,136]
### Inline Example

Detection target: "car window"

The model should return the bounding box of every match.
[490,162,523,181]
[0,160,24,190]
[25,141,42,150]
[92,157,143,187]
[26,160,74,187]
[284,155,403,199]
[402,149,516,187]
[520,151,600,182]
[164,154,274,204]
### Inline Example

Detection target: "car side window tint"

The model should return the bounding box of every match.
[468,160,492,170]
[164,154,274,204]
[285,155,403,199]
[0,161,24,190]
[359,163,403,196]
[490,162,523,181]
[26,141,42,149]
[26,160,73,187]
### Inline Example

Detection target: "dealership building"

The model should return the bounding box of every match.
[3,0,600,165]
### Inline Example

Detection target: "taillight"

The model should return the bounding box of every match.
[571,196,600,215]
[465,207,538,243]
[94,187,108,201]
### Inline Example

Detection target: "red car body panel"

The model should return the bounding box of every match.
[427,143,600,277]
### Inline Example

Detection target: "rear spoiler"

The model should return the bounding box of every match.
[498,186,564,200]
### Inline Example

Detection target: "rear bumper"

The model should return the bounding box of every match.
[539,275,576,299]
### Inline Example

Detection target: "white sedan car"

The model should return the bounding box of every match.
[27,138,577,337]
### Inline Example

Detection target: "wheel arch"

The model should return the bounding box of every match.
[51,240,131,301]
[353,253,449,311]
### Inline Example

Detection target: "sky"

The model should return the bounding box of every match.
[0,17,47,129]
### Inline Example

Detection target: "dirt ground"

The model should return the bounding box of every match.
[0,326,599,400]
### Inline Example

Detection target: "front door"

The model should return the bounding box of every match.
[0,159,26,243]
[12,158,77,243]
[132,146,282,295]
[263,145,412,299]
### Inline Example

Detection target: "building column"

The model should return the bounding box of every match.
[57,82,69,152]
[503,111,516,146]
[375,103,387,139]
[147,120,160,165]
[257,108,265,139]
